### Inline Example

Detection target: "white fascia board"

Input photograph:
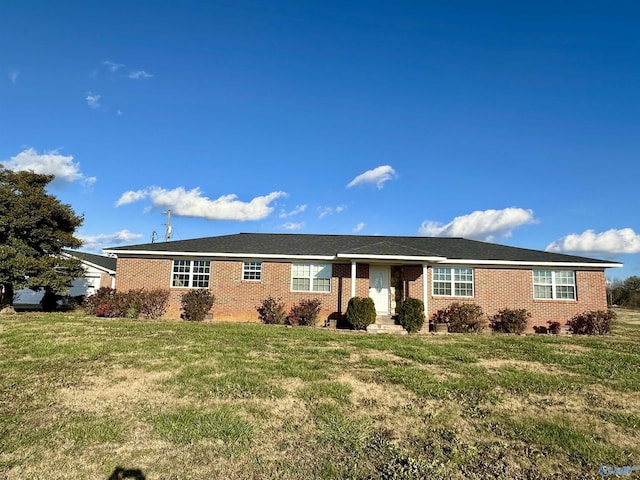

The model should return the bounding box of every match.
[102,250,336,261]
[81,261,116,275]
[436,259,623,269]
[336,253,447,262]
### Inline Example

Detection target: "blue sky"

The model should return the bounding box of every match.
[1,1,639,280]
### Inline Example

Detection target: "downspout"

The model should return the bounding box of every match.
[423,263,428,319]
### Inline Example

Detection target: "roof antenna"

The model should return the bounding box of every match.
[151,231,158,243]
[164,210,172,242]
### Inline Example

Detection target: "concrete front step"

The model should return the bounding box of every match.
[366,323,408,335]
[375,315,396,326]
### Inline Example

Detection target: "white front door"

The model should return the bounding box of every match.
[369,265,390,315]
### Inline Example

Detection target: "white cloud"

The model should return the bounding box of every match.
[116,186,286,221]
[3,148,96,186]
[318,205,346,219]
[546,228,640,256]
[419,208,536,241]
[128,70,153,79]
[282,222,305,231]
[9,70,18,84]
[347,165,397,189]
[80,229,144,250]
[116,189,149,207]
[102,60,125,73]
[86,92,101,109]
[353,222,365,233]
[279,204,307,218]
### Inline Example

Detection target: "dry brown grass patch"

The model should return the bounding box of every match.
[58,368,175,414]
[476,358,561,374]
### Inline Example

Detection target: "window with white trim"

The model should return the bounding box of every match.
[291,263,331,292]
[243,261,262,281]
[533,270,575,300]
[432,267,474,297]
[171,260,210,288]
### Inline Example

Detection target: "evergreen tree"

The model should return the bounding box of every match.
[0,167,84,307]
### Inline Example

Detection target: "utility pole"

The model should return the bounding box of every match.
[164,210,172,241]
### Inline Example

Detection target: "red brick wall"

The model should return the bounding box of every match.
[116,257,361,322]
[115,256,182,317]
[115,256,608,328]
[426,267,607,330]
[210,260,338,322]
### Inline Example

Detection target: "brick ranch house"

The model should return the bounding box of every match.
[104,233,621,331]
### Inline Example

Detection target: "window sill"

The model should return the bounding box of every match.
[533,298,577,303]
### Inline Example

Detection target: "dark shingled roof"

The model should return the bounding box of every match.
[106,233,617,266]
[64,250,117,271]
[339,241,443,258]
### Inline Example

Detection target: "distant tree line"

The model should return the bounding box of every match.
[607,276,640,308]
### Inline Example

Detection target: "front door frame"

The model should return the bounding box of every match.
[369,264,391,315]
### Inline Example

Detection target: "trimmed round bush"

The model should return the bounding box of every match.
[345,297,376,330]
[397,298,425,333]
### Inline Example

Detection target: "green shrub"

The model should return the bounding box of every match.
[397,298,425,333]
[567,310,616,335]
[490,308,531,334]
[256,296,287,325]
[181,289,214,322]
[288,298,322,326]
[433,302,486,333]
[345,297,376,330]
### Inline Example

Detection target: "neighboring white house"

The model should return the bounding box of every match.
[13,250,116,309]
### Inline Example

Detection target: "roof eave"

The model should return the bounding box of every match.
[436,259,623,268]
[336,253,447,262]
[103,249,336,261]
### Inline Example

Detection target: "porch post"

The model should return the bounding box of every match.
[351,260,356,298]
[351,261,357,298]
[422,264,428,316]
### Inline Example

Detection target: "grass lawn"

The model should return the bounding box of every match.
[1,308,639,479]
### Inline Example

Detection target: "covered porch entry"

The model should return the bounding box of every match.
[366,264,406,334]
[338,244,445,333]
[359,263,427,334]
